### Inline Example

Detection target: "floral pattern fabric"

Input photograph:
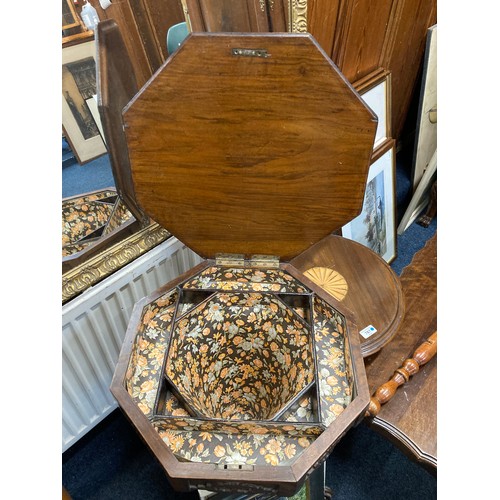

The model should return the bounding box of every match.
[61,240,96,257]
[151,415,323,437]
[182,267,310,294]
[313,297,352,427]
[121,264,356,467]
[125,289,178,416]
[103,199,133,236]
[166,292,315,421]
[62,190,132,257]
[152,422,316,466]
[281,390,318,423]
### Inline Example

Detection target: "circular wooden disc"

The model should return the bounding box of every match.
[291,235,404,357]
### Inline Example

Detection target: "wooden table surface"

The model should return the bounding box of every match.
[364,234,437,472]
[291,234,405,357]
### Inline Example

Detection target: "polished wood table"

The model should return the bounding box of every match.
[291,234,405,357]
[364,234,437,472]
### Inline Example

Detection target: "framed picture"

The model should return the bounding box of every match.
[62,0,81,30]
[62,40,107,164]
[411,25,437,190]
[342,140,396,263]
[397,148,436,234]
[355,68,392,153]
[85,95,106,145]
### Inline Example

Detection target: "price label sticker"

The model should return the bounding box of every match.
[360,324,377,339]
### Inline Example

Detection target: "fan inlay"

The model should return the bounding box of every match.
[304,267,348,301]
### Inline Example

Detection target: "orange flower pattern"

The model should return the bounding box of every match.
[61,240,96,257]
[165,292,315,421]
[125,289,178,415]
[280,391,317,423]
[158,385,191,417]
[102,199,133,236]
[153,423,314,466]
[313,297,352,426]
[121,264,355,466]
[62,190,132,257]
[182,267,309,294]
[151,415,323,437]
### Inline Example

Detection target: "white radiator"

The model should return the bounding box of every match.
[62,237,202,452]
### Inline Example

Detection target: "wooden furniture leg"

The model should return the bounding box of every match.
[364,234,437,472]
[417,180,437,227]
[366,331,437,417]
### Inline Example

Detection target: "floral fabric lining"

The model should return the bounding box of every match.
[182,267,309,293]
[166,292,315,421]
[62,190,133,257]
[281,391,317,423]
[151,416,323,436]
[123,265,354,466]
[152,422,315,466]
[61,240,96,257]
[103,199,133,236]
[125,289,178,416]
[313,297,352,427]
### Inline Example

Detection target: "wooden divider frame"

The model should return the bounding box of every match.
[111,260,370,495]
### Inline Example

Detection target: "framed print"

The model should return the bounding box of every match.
[62,40,107,164]
[397,148,436,234]
[411,24,437,189]
[85,95,106,145]
[355,68,392,152]
[342,140,396,263]
[62,0,81,30]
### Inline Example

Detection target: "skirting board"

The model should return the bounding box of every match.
[62,237,202,452]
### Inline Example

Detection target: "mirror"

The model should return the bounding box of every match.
[62,1,309,304]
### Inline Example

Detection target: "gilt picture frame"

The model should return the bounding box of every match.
[62,40,107,164]
[342,141,396,263]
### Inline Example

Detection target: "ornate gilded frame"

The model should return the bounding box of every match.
[288,0,308,33]
[62,219,170,303]
[63,2,309,304]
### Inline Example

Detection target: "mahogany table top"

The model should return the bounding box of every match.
[364,234,437,471]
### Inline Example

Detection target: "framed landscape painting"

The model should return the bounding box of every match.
[342,141,396,263]
[62,39,107,164]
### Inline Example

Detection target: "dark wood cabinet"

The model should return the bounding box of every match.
[183,0,289,32]
[308,0,437,140]
[90,0,185,86]
[85,0,436,140]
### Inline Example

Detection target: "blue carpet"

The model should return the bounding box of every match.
[62,152,115,198]
[390,216,437,276]
[62,145,437,499]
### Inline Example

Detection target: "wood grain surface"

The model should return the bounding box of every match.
[291,234,404,357]
[364,233,437,471]
[96,19,147,225]
[184,0,290,33]
[124,33,377,260]
[366,331,437,416]
[307,0,437,140]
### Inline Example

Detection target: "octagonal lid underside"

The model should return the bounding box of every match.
[124,33,377,260]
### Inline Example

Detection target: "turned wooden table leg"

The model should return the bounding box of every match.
[365,331,437,417]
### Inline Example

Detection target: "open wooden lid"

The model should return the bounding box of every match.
[123,33,377,260]
[95,20,147,225]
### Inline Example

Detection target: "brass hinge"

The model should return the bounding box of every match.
[215,253,245,267]
[215,254,279,268]
[249,254,279,268]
